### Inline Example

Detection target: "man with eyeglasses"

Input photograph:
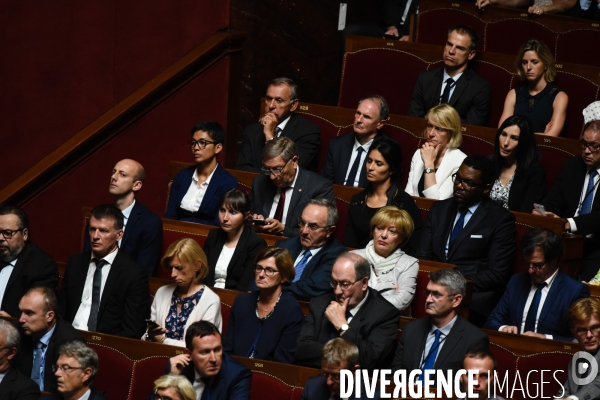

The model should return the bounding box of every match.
[250,137,334,237]
[0,204,57,320]
[236,77,321,173]
[296,252,401,370]
[554,298,600,400]
[166,121,238,226]
[0,319,40,399]
[416,155,515,325]
[391,269,488,381]
[42,341,105,399]
[534,118,600,281]
[485,227,589,341]
[277,200,345,301]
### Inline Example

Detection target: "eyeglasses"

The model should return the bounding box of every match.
[187,139,216,149]
[261,158,291,176]
[151,390,180,400]
[255,266,280,277]
[330,279,360,291]
[425,290,456,300]
[579,140,600,153]
[319,370,341,382]
[574,325,600,336]
[522,262,546,271]
[426,123,449,134]
[298,217,330,232]
[0,229,23,239]
[452,173,482,191]
[52,364,84,373]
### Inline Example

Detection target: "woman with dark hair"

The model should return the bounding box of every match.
[203,189,267,291]
[344,139,422,255]
[490,115,546,212]
[498,39,568,137]
[223,247,304,363]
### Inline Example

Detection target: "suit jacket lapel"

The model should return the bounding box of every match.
[282,113,298,137]
[340,135,354,185]
[447,200,489,260]
[430,69,444,106]
[198,164,223,215]
[98,252,123,319]
[121,201,141,247]
[537,272,563,327]
[227,227,249,273]
[435,317,464,367]
[449,70,470,106]
[5,241,34,292]
[262,177,277,217]
[441,202,459,259]
[286,168,307,224]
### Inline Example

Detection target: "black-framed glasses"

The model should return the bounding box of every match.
[579,140,600,153]
[261,158,291,176]
[255,266,280,277]
[52,364,83,373]
[330,279,360,291]
[451,173,482,190]
[574,325,600,336]
[188,139,216,149]
[151,390,179,400]
[0,229,23,239]
[298,217,330,232]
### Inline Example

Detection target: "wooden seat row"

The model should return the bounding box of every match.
[340,35,600,139]
[415,0,600,69]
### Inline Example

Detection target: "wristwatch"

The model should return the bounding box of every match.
[424,168,434,174]
[338,324,349,334]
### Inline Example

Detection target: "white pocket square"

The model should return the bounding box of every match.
[470,235,483,238]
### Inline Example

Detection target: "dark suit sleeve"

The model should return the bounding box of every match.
[484,275,517,331]
[391,319,409,371]
[294,124,321,172]
[222,299,237,354]
[165,171,184,219]
[273,301,304,364]
[321,141,336,183]
[464,78,491,127]
[407,72,427,118]
[553,283,590,342]
[383,0,406,28]
[415,209,435,260]
[30,252,59,296]
[344,208,361,248]
[228,365,252,400]
[135,214,163,276]
[235,125,262,173]
[120,268,151,338]
[296,301,326,368]
[511,163,546,213]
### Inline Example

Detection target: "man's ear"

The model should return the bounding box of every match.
[452,293,463,308]
[81,367,93,384]
[468,50,476,61]
[132,180,143,193]
[290,98,299,113]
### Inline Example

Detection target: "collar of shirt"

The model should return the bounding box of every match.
[442,69,464,84]
[277,115,292,135]
[348,289,369,319]
[353,136,375,153]
[430,314,458,336]
[121,199,135,226]
[77,389,92,400]
[299,245,324,262]
[39,322,57,347]
[539,267,559,289]
[192,165,218,188]
[288,165,300,190]
[5,256,17,267]
[90,247,119,265]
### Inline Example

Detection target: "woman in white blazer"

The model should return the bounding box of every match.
[405,104,467,200]
[143,238,222,346]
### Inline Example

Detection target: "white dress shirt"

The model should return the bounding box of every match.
[440,70,464,101]
[268,166,300,225]
[0,257,16,308]
[180,166,217,213]
[344,137,375,187]
[194,370,206,400]
[214,245,236,288]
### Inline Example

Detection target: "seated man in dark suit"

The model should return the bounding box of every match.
[416,154,516,324]
[42,341,105,400]
[485,227,589,341]
[250,137,335,237]
[296,253,401,370]
[236,77,321,172]
[391,269,489,380]
[0,204,58,319]
[407,25,491,126]
[84,158,162,276]
[0,319,40,400]
[277,199,346,301]
[458,349,505,400]
[322,95,397,188]
[555,298,600,399]
[14,287,85,393]
[535,120,600,281]
[167,321,251,400]
[302,338,379,400]
[59,204,150,339]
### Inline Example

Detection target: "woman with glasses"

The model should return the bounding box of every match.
[350,206,418,312]
[405,104,467,200]
[203,189,267,291]
[223,247,303,363]
[498,39,568,137]
[165,121,238,225]
[151,375,195,400]
[344,139,422,255]
[489,115,546,212]
[143,238,222,346]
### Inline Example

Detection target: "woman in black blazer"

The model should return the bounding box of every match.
[203,189,266,291]
[489,115,546,212]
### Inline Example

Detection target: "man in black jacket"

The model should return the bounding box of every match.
[0,319,40,400]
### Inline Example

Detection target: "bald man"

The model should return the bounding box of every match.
[84,159,163,275]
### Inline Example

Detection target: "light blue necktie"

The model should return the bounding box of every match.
[293,251,312,282]
[580,170,598,215]
[31,341,46,390]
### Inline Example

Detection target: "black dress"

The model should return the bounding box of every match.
[343,188,422,256]
[514,82,562,133]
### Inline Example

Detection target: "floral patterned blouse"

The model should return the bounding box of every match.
[165,287,205,340]
[490,174,514,210]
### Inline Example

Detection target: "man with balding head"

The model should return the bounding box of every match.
[296,252,401,370]
[84,159,162,275]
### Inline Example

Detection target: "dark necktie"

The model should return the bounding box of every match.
[275,127,283,137]
[31,341,46,389]
[345,147,365,187]
[524,282,547,333]
[293,251,312,282]
[449,207,468,249]
[88,258,107,332]
[273,187,290,223]
[439,77,455,104]
[580,170,598,215]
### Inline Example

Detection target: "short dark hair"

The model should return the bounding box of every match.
[219,189,251,216]
[521,227,563,263]
[0,204,29,230]
[448,25,478,51]
[492,115,539,174]
[464,349,497,371]
[90,204,124,230]
[461,154,495,186]
[269,77,299,100]
[185,321,221,351]
[429,269,466,297]
[358,95,389,120]
[191,121,225,145]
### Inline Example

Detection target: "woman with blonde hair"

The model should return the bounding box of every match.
[405,104,467,200]
[143,238,222,346]
[151,375,195,400]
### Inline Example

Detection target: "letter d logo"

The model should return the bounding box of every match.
[572,351,599,386]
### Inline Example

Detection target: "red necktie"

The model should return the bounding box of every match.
[273,187,289,222]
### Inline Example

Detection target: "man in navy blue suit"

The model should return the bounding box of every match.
[485,227,589,341]
[277,199,346,301]
[84,159,162,276]
[167,321,251,400]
